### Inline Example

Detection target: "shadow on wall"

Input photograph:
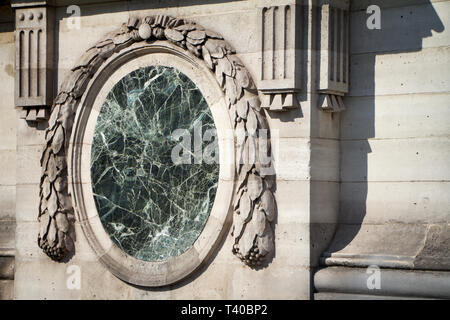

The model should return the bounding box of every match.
[0,2,14,33]
[321,0,444,258]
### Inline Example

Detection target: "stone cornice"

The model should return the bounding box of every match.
[11,1,55,9]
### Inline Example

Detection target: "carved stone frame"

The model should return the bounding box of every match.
[38,16,276,274]
[69,42,235,287]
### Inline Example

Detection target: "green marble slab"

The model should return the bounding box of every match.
[91,66,219,261]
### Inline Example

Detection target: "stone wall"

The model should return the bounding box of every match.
[0,3,16,300]
[4,0,450,300]
[340,0,448,266]
[315,0,450,299]
[13,0,313,299]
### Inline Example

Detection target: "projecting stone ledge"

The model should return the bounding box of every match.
[261,91,299,111]
[320,223,450,270]
[319,94,346,113]
[19,107,50,123]
[314,266,450,299]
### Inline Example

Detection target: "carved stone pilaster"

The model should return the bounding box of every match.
[13,1,54,122]
[257,0,303,111]
[317,0,350,112]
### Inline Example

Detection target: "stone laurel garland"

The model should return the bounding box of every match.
[38,15,276,267]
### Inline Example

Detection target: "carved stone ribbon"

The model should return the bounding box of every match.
[38,15,276,267]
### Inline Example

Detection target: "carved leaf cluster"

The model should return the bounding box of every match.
[39,15,276,267]
[38,23,136,261]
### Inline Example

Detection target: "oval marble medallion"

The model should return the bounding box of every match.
[90,65,219,262]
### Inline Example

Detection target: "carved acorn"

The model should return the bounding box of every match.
[138,23,152,40]
[152,27,165,39]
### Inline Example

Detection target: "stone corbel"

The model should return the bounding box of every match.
[317,0,349,113]
[257,0,303,111]
[319,92,345,112]
[13,1,54,123]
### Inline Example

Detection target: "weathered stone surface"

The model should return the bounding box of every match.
[341,137,450,182]
[350,1,450,54]
[0,221,15,252]
[414,224,450,270]
[341,93,450,140]
[339,181,450,225]
[349,47,450,97]
[0,280,14,300]
[0,256,14,280]
[314,266,450,299]
[6,0,448,301]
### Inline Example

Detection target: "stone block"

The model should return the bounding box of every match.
[274,180,309,224]
[350,1,449,54]
[339,181,450,224]
[15,183,39,223]
[229,264,310,299]
[14,255,81,299]
[0,256,14,280]
[323,223,429,268]
[0,104,16,152]
[273,137,310,181]
[310,138,339,182]
[0,150,16,186]
[314,266,450,299]
[341,137,450,182]
[15,221,42,259]
[273,222,310,268]
[350,0,448,12]
[0,280,14,300]
[0,220,15,251]
[310,181,339,224]
[16,116,46,147]
[16,145,43,185]
[0,185,15,220]
[349,47,450,97]
[341,93,450,140]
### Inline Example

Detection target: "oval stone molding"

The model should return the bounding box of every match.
[72,44,234,286]
[37,15,276,285]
